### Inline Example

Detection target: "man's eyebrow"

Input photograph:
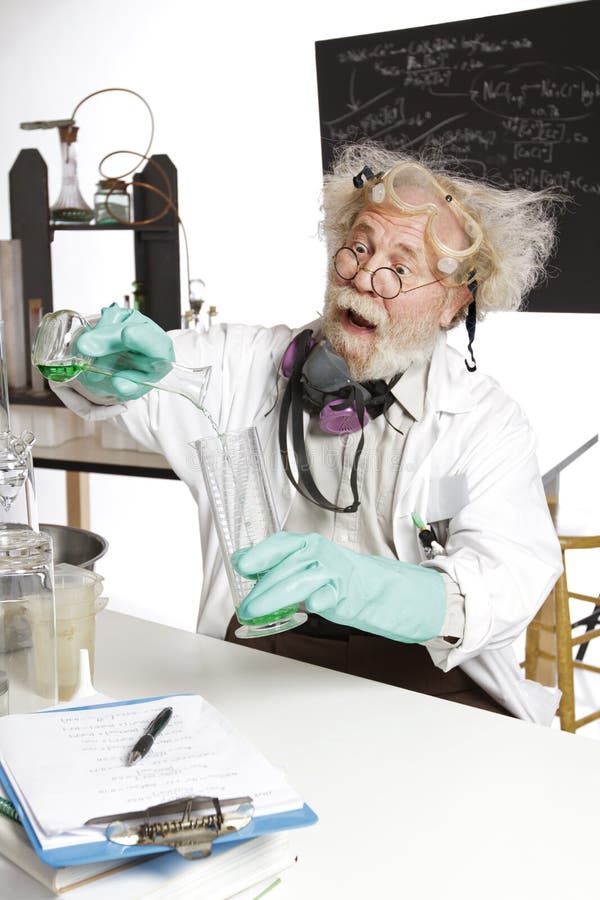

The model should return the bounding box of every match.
[393,242,420,264]
[350,222,422,264]
[350,221,376,240]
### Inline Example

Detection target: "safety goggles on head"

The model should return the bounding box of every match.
[358,162,483,286]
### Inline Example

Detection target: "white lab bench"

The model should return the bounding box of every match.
[1,610,599,899]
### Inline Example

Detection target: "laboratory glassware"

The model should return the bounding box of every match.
[188,278,206,332]
[93,178,130,225]
[0,321,38,524]
[0,524,58,712]
[51,563,106,701]
[50,125,94,224]
[0,430,36,521]
[32,309,211,411]
[195,426,307,639]
[131,280,145,314]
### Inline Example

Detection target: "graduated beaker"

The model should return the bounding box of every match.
[196,426,307,639]
[32,309,211,410]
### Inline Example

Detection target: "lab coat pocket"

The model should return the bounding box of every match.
[426,474,469,524]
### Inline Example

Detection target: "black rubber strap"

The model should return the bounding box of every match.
[465,295,477,373]
[278,329,362,513]
[278,330,313,501]
[291,362,362,512]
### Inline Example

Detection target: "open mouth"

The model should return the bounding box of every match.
[346,309,377,331]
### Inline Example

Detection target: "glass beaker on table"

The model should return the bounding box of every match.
[195,426,307,639]
[0,525,58,713]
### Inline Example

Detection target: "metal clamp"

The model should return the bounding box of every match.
[85,794,254,859]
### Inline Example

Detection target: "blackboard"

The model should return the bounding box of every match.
[315,1,599,313]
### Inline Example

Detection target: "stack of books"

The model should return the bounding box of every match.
[0,811,296,896]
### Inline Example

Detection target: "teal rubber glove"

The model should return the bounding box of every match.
[74,303,175,401]
[232,532,446,643]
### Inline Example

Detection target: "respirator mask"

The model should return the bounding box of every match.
[278,330,399,513]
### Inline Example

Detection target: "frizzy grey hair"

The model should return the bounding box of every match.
[320,143,565,323]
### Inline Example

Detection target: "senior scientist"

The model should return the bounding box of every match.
[53,144,563,723]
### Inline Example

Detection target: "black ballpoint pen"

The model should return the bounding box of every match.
[127,706,173,766]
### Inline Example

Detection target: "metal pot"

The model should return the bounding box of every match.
[39,523,108,571]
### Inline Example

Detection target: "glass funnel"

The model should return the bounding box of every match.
[32,310,211,411]
[50,125,94,225]
[0,431,36,515]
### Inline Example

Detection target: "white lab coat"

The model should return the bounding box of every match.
[55,322,562,725]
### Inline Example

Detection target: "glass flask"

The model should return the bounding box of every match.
[0,525,58,713]
[50,125,94,225]
[188,279,207,332]
[32,309,211,412]
[195,426,307,639]
[131,280,145,314]
[93,179,130,225]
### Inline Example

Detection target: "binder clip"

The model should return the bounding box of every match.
[85,795,254,860]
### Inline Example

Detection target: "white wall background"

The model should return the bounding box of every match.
[0,0,598,632]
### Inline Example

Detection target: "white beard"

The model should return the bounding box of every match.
[321,283,444,381]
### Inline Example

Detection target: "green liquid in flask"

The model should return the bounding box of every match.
[37,363,88,383]
[237,603,300,628]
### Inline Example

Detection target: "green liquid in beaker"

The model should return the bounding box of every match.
[238,604,300,628]
[38,363,89,383]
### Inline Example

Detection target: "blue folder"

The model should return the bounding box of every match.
[0,695,318,868]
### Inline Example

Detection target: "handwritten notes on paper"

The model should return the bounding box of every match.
[0,695,302,846]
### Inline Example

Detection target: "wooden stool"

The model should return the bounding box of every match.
[525,534,600,733]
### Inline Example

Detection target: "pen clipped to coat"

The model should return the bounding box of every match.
[412,513,446,560]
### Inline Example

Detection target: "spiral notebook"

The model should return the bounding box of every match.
[0,693,317,867]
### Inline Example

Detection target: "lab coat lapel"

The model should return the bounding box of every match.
[391,409,439,535]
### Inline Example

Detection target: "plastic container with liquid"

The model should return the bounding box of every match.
[0,525,58,713]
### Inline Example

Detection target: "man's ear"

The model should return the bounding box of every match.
[440,284,471,328]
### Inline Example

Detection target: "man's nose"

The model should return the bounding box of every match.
[352,264,376,294]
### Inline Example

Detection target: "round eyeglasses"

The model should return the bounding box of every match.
[333,247,441,300]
